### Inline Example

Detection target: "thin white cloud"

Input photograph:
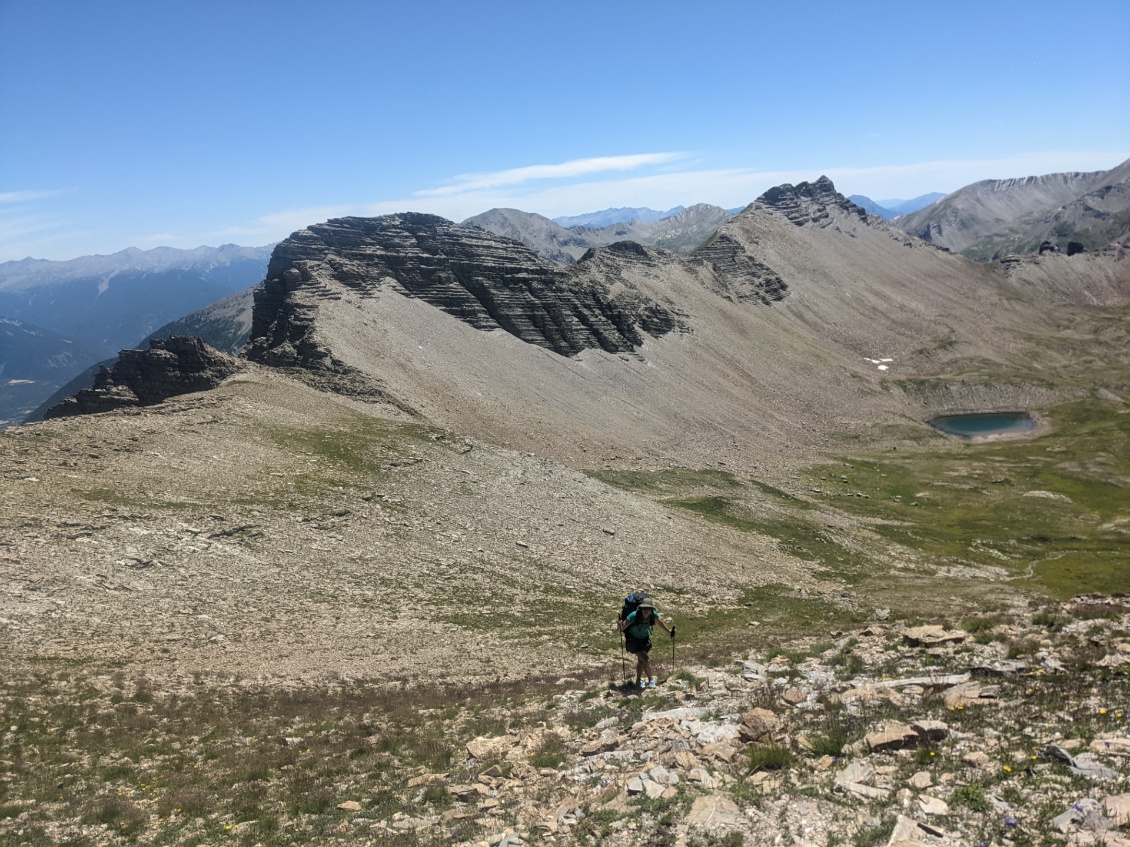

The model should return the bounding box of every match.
[0,189,66,204]
[415,153,685,198]
[210,149,1130,255]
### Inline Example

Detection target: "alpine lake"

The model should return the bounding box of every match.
[928,411,1036,439]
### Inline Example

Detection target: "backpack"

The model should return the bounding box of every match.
[619,590,650,622]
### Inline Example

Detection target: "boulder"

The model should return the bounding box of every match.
[467,736,518,761]
[866,723,921,752]
[738,707,780,742]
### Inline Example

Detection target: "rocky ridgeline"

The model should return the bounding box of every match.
[753,176,872,229]
[244,213,688,368]
[43,336,241,419]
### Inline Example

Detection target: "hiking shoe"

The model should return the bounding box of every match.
[648,678,658,689]
[637,679,646,690]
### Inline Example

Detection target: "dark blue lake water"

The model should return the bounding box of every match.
[929,412,1036,438]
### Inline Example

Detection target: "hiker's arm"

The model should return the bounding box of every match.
[657,619,673,635]
[618,618,628,632]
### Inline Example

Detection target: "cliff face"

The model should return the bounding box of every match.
[245,213,690,373]
[752,176,871,228]
[44,336,241,419]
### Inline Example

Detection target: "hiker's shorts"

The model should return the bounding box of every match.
[626,637,652,656]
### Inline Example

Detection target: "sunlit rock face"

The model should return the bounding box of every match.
[246,213,687,367]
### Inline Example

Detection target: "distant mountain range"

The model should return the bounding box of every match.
[463,204,734,265]
[847,193,946,219]
[0,244,271,425]
[552,206,686,227]
[892,158,1130,259]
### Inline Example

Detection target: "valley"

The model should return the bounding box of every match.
[1,170,1128,847]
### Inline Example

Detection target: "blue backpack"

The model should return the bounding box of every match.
[619,590,650,623]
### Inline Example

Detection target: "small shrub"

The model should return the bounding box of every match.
[232,784,266,822]
[808,725,850,757]
[961,615,1004,633]
[913,746,939,765]
[81,796,146,834]
[290,785,334,816]
[952,783,991,812]
[1070,603,1129,621]
[673,669,705,687]
[854,817,896,847]
[530,733,566,769]
[156,787,212,818]
[421,784,452,809]
[1031,612,1066,630]
[745,743,794,772]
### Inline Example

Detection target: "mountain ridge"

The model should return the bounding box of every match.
[894,158,1130,258]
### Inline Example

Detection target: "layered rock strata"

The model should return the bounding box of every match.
[44,336,241,419]
[245,214,690,369]
[753,175,871,228]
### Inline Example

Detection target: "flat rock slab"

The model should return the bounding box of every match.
[1091,735,1130,757]
[1105,793,1130,826]
[686,794,742,830]
[467,736,518,760]
[918,795,950,816]
[941,681,999,708]
[867,722,921,752]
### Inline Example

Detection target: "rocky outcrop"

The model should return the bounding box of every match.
[753,176,871,228]
[44,336,241,419]
[693,234,789,304]
[245,214,689,369]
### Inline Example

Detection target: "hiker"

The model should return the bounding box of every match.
[618,596,674,689]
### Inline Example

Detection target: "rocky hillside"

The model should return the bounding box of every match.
[894,158,1130,259]
[2,595,1126,846]
[464,204,732,265]
[238,178,1127,472]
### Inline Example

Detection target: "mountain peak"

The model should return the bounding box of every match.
[753,176,868,227]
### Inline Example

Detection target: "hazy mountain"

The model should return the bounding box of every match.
[552,206,684,227]
[893,158,1130,259]
[847,195,890,217]
[464,203,732,265]
[0,244,269,423]
[21,287,257,424]
[847,193,945,219]
[0,317,99,425]
[0,243,271,360]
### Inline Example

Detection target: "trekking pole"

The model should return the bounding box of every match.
[620,624,626,686]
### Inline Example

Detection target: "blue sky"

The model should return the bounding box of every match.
[2,0,1127,261]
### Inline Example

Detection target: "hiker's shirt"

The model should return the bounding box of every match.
[624,610,661,642]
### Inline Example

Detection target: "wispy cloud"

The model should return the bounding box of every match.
[415,153,685,198]
[212,149,1130,256]
[0,189,67,204]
